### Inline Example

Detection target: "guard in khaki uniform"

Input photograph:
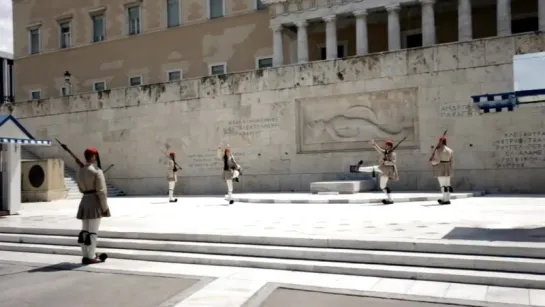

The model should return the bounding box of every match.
[370,139,399,205]
[167,152,178,203]
[76,148,111,265]
[217,144,241,205]
[430,137,454,205]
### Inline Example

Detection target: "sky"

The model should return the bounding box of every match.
[0,0,12,54]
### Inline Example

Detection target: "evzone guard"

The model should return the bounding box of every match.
[430,136,454,205]
[217,143,241,205]
[167,152,179,203]
[75,148,110,264]
[358,139,399,204]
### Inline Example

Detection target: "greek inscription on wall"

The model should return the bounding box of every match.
[186,152,247,170]
[495,131,545,168]
[440,104,475,118]
[223,117,280,137]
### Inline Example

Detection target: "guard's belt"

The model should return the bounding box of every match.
[82,190,97,194]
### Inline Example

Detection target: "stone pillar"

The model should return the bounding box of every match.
[537,0,545,32]
[1,144,21,214]
[420,0,436,46]
[271,24,284,66]
[296,20,309,63]
[323,15,338,59]
[386,4,401,51]
[458,0,472,41]
[496,0,511,36]
[354,10,369,56]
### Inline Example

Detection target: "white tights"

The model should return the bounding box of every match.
[168,181,176,200]
[225,170,240,200]
[80,218,101,259]
[379,176,391,201]
[437,176,451,201]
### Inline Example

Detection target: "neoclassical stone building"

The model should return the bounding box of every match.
[12,0,542,100]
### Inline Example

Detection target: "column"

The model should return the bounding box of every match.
[296,20,309,63]
[2,144,22,214]
[539,0,545,32]
[354,10,369,56]
[323,15,337,59]
[458,0,472,41]
[496,0,511,36]
[386,4,401,51]
[420,0,436,46]
[271,24,284,66]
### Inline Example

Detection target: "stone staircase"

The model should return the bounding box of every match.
[21,148,126,198]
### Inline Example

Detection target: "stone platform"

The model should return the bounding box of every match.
[310,179,376,194]
[230,191,485,204]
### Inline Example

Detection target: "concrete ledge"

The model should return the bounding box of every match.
[231,191,485,204]
[310,180,376,194]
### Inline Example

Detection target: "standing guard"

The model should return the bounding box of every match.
[430,137,454,205]
[76,148,110,265]
[370,139,399,204]
[217,144,241,205]
[167,152,178,203]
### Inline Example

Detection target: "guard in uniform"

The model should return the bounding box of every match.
[76,148,110,265]
[167,152,178,203]
[370,139,399,204]
[430,137,454,205]
[217,144,241,205]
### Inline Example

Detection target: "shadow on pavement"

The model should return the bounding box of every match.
[28,262,84,273]
[443,227,545,242]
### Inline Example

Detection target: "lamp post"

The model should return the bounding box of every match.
[63,71,72,96]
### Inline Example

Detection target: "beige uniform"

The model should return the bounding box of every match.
[432,146,454,177]
[75,164,110,259]
[377,151,399,181]
[431,145,454,203]
[217,148,241,202]
[167,159,178,201]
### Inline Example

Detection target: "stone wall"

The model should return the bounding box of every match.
[5,33,545,195]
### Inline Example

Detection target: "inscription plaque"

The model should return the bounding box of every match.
[495,131,545,168]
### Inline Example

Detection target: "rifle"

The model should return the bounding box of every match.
[383,136,408,159]
[159,148,183,170]
[56,138,84,168]
[429,130,448,161]
[103,164,114,174]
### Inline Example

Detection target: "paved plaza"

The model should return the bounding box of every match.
[2,194,545,307]
[2,194,545,242]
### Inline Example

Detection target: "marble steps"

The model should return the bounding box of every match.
[0,233,545,289]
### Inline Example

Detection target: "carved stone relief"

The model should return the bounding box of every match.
[296,88,419,152]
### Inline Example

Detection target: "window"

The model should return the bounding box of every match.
[129,76,142,86]
[167,70,182,81]
[167,0,180,27]
[59,22,71,48]
[93,81,106,92]
[401,29,422,49]
[255,0,266,10]
[29,28,40,55]
[209,63,226,75]
[209,0,224,19]
[319,43,346,60]
[256,56,273,69]
[512,14,538,34]
[127,6,141,35]
[92,15,105,42]
[60,86,68,96]
[30,90,41,100]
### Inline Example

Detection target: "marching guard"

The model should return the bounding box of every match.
[76,147,110,264]
[167,152,178,203]
[430,137,454,205]
[217,144,241,205]
[370,139,399,204]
